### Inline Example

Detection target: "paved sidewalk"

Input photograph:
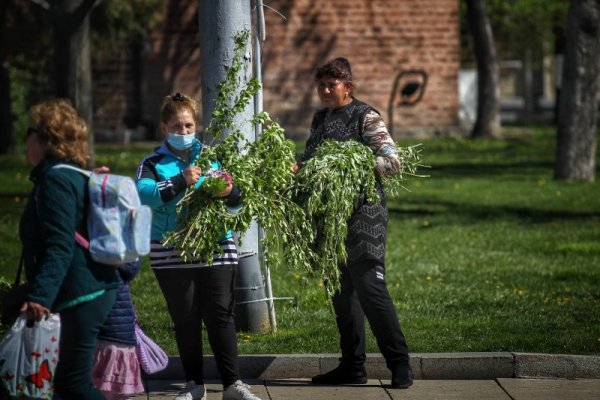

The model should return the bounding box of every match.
[139,378,600,400]
[134,353,600,400]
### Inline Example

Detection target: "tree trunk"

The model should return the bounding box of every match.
[51,0,98,167]
[555,0,600,181]
[0,0,11,154]
[465,0,501,138]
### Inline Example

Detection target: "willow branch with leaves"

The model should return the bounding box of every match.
[164,30,427,299]
[292,140,427,296]
[163,31,315,273]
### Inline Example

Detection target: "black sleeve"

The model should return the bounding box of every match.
[137,154,189,203]
[157,172,188,203]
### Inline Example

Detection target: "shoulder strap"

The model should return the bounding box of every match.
[49,164,91,250]
[14,251,24,287]
[52,164,92,178]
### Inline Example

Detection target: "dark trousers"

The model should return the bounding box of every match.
[154,266,240,388]
[53,289,117,400]
[332,260,410,370]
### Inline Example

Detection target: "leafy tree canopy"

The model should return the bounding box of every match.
[90,0,163,44]
[461,0,569,62]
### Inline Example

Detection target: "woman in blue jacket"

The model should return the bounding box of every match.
[136,93,261,400]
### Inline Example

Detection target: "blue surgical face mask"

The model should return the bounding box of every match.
[167,132,196,151]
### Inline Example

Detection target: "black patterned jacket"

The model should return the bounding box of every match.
[302,98,399,264]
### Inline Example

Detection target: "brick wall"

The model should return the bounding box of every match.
[261,0,461,138]
[92,0,202,140]
[93,0,460,140]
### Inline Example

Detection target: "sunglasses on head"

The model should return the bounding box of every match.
[26,126,40,137]
[25,126,47,143]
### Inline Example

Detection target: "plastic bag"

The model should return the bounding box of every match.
[0,313,60,399]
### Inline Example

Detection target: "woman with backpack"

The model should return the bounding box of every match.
[19,98,119,399]
[135,93,261,400]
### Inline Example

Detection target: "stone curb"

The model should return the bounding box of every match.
[145,352,600,381]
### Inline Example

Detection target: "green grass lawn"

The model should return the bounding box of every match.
[1,126,598,356]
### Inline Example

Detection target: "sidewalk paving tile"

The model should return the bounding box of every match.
[265,379,390,400]
[498,378,600,400]
[145,379,267,400]
[385,380,511,400]
[144,378,600,400]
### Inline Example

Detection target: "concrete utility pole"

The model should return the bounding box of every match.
[198,0,270,332]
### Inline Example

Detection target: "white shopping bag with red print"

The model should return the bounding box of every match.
[0,313,60,399]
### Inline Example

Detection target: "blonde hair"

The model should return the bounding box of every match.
[29,99,89,166]
[160,92,199,124]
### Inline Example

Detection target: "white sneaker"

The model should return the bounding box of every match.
[222,380,262,400]
[174,381,207,400]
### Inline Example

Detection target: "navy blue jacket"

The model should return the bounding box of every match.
[97,260,141,345]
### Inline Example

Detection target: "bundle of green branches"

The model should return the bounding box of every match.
[293,139,426,296]
[163,31,315,272]
[163,30,426,296]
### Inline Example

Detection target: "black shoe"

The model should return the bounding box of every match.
[391,364,413,389]
[311,365,368,385]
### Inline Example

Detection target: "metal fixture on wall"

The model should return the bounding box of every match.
[388,69,428,136]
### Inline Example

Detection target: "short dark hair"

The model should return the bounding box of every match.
[315,57,353,82]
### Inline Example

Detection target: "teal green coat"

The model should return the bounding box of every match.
[19,156,118,311]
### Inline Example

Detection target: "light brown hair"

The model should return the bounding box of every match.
[29,99,89,166]
[160,92,199,124]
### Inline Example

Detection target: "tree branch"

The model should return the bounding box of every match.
[29,0,50,10]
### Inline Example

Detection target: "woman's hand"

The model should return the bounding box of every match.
[93,165,110,174]
[215,182,233,198]
[182,166,202,186]
[20,301,50,321]
[292,162,299,175]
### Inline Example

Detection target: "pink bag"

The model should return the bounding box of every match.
[134,322,168,374]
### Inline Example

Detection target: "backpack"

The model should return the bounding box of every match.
[53,165,152,265]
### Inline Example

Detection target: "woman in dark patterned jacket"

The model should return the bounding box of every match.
[301,57,413,389]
